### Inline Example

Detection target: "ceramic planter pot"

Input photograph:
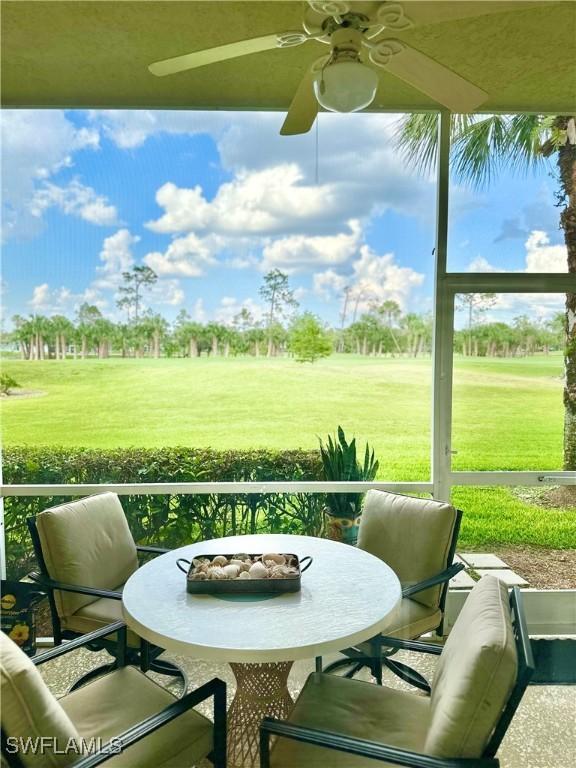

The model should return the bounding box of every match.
[325,513,362,546]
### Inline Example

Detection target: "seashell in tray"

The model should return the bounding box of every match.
[190,571,207,580]
[237,571,251,580]
[192,557,210,570]
[269,564,298,579]
[262,553,286,566]
[230,559,250,572]
[248,561,268,579]
[211,555,229,566]
[208,566,228,580]
[222,564,240,579]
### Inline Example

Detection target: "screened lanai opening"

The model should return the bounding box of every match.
[1,2,574,585]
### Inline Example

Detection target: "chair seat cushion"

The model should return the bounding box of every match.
[61,667,213,768]
[355,598,442,650]
[63,594,141,648]
[271,672,430,768]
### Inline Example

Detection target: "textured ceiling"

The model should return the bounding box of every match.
[2,0,575,112]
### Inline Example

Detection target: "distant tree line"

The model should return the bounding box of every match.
[5,268,565,362]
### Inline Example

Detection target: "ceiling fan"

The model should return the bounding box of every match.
[148,1,525,135]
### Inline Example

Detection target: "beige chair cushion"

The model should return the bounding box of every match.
[355,598,442,653]
[357,490,458,608]
[272,672,430,768]
[61,666,213,767]
[62,594,141,648]
[0,633,80,768]
[426,575,517,758]
[35,493,138,619]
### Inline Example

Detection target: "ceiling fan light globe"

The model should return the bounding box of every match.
[313,60,378,113]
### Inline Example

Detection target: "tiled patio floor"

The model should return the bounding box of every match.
[39,645,576,768]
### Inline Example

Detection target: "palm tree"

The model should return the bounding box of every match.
[50,315,74,360]
[395,114,576,472]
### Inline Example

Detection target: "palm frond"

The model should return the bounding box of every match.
[394,113,550,190]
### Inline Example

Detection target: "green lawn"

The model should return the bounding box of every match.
[2,354,574,549]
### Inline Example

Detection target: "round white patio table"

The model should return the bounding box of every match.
[122,533,401,768]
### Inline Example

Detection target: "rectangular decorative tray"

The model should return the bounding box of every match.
[177,553,312,594]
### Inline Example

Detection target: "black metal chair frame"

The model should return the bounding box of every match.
[26,516,187,693]
[1,621,227,768]
[261,587,534,768]
[322,507,465,692]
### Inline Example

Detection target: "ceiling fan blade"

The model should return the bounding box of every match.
[280,67,319,136]
[379,42,488,112]
[149,33,284,77]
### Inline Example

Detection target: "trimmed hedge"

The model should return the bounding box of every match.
[3,447,326,579]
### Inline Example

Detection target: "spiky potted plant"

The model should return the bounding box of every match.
[319,426,379,545]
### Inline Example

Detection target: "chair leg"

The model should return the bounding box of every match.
[382,657,431,694]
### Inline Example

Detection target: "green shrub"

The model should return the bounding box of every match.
[0,374,20,395]
[3,447,325,579]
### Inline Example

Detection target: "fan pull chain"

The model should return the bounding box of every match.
[315,117,320,185]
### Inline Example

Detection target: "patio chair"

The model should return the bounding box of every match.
[261,576,534,768]
[0,621,227,768]
[26,492,186,691]
[322,490,464,691]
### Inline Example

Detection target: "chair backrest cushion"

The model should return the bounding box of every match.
[0,632,80,767]
[426,576,518,758]
[357,490,458,608]
[35,492,138,619]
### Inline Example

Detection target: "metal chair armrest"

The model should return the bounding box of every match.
[69,678,227,768]
[32,622,127,666]
[28,571,123,601]
[377,637,444,656]
[259,719,499,768]
[402,562,464,598]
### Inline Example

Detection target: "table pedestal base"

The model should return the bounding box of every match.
[228,661,294,768]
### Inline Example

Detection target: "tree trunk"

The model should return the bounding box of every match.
[54,335,60,360]
[254,341,260,357]
[556,117,576,471]
[61,334,66,359]
[267,337,274,357]
[189,338,198,358]
[154,331,160,358]
[81,336,87,359]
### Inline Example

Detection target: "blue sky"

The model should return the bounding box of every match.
[1,109,567,331]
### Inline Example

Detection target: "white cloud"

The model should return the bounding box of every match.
[28,283,104,316]
[467,256,500,273]
[349,245,425,311]
[215,297,265,325]
[144,232,218,277]
[29,179,119,226]
[94,229,140,289]
[149,279,184,307]
[468,230,568,274]
[314,246,425,314]
[463,230,569,324]
[192,298,206,322]
[91,110,435,234]
[525,231,567,273]
[262,220,361,272]
[1,110,101,239]
[146,165,335,237]
[313,269,349,299]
